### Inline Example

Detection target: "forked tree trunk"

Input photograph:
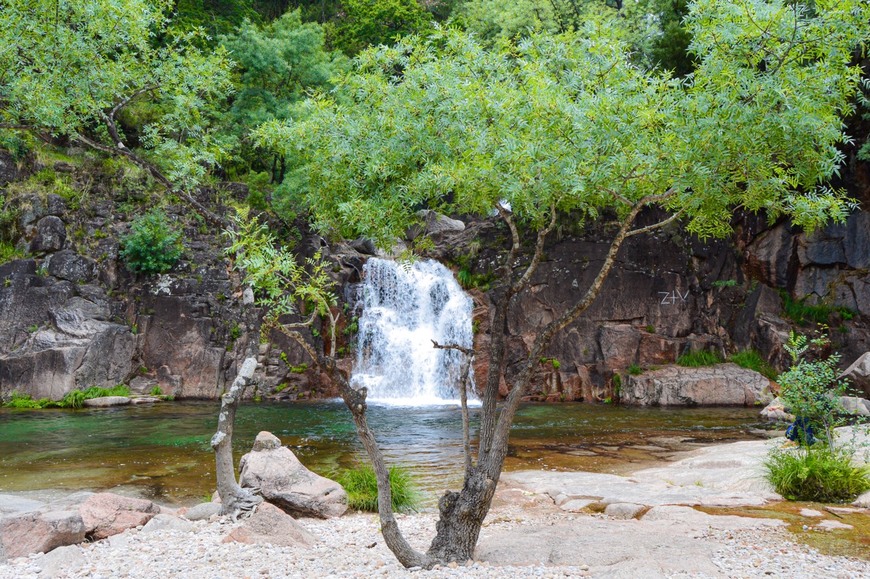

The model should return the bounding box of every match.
[418,199,681,564]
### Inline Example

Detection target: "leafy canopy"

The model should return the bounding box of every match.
[221,10,346,123]
[326,0,434,55]
[258,0,868,247]
[0,0,234,190]
[219,9,348,171]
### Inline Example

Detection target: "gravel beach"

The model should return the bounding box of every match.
[1,490,868,579]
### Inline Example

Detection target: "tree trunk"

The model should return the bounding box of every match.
[426,468,496,562]
[211,357,263,519]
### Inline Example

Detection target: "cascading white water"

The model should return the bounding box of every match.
[350,258,476,405]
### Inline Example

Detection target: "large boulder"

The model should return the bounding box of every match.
[239,431,347,519]
[0,510,86,560]
[622,363,775,406]
[841,352,870,398]
[78,493,159,540]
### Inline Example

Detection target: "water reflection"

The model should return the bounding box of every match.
[0,401,766,506]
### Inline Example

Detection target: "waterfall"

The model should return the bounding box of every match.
[350,258,476,405]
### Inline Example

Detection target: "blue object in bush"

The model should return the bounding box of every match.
[785,416,815,445]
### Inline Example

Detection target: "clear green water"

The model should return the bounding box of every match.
[0,401,766,506]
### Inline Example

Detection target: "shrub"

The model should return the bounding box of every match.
[777,332,848,445]
[628,363,643,375]
[676,350,723,367]
[120,209,183,275]
[729,349,777,379]
[765,446,870,502]
[336,464,418,513]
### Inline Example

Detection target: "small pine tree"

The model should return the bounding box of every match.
[120,209,183,275]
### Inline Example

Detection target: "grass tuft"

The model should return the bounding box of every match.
[729,349,777,379]
[336,464,418,513]
[765,446,870,503]
[676,350,723,367]
[3,385,131,409]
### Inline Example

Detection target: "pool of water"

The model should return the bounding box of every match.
[0,401,767,506]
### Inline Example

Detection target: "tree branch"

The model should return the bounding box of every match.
[73,132,225,228]
[432,340,475,474]
[624,207,685,238]
[483,192,679,474]
[322,356,432,568]
[511,202,556,295]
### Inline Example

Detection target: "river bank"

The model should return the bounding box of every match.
[1,430,868,578]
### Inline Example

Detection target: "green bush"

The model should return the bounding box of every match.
[765,446,870,502]
[628,363,643,375]
[82,384,131,398]
[0,240,25,264]
[676,350,723,367]
[336,464,418,513]
[777,332,848,446]
[4,392,50,408]
[120,209,183,275]
[729,349,777,379]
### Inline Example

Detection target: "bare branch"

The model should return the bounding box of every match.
[110,85,157,120]
[431,339,475,356]
[623,208,685,238]
[457,355,474,475]
[321,357,432,568]
[73,132,225,227]
[432,340,475,473]
[496,203,521,282]
[511,202,556,295]
[283,310,319,330]
[483,189,679,473]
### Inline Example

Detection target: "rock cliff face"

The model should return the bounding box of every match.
[0,156,263,401]
[426,208,870,403]
[1,149,869,404]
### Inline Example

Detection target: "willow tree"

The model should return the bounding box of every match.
[255,0,869,566]
[0,0,233,223]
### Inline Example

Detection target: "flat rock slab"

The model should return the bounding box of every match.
[505,437,782,508]
[82,396,130,407]
[0,494,46,517]
[477,517,722,576]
